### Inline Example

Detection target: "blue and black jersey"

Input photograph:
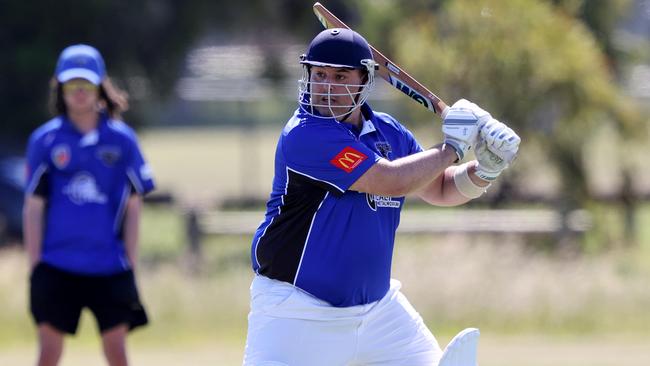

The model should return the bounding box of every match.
[25,114,155,275]
[251,104,422,307]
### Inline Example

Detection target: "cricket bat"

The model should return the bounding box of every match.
[313,2,449,116]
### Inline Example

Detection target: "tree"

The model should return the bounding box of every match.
[0,0,220,140]
[0,0,343,141]
[351,0,644,246]
[552,0,633,75]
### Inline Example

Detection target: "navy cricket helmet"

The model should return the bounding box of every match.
[298,28,378,120]
[300,28,374,69]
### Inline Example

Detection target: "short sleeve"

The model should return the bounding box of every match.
[377,111,424,156]
[125,134,155,195]
[403,126,424,155]
[282,123,380,196]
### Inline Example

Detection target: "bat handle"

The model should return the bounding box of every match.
[440,104,449,119]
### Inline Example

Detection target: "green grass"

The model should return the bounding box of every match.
[139,204,186,262]
[134,204,650,338]
[141,204,650,337]
[3,204,650,365]
[392,233,650,335]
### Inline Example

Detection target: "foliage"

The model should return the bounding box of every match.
[552,0,633,73]
[356,0,644,211]
[1,0,208,138]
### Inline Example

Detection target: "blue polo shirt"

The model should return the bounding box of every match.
[25,114,155,275]
[251,104,423,307]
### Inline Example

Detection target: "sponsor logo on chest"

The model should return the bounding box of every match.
[366,194,401,211]
[63,172,107,205]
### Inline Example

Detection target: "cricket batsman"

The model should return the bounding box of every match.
[243,28,520,365]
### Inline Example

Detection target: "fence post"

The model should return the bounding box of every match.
[185,209,203,274]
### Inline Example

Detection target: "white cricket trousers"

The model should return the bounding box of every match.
[243,275,442,366]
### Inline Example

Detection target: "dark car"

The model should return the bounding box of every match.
[0,156,25,245]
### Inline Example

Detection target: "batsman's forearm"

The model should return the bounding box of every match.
[418,160,491,206]
[390,145,458,195]
[351,144,457,196]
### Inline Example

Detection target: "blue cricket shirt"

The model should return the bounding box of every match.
[251,103,422,307]
[25,114,155,275]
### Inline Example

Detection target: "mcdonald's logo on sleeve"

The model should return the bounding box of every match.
[330,146,368,173]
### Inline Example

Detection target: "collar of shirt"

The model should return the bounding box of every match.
[60,113,109,146]
[339,103,377,138]
[339,117,376,138]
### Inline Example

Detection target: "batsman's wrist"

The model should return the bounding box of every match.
[454,162,491,199]
[474,165,501,181]
[443,140,464,162]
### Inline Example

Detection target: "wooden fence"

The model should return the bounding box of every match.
[184,208,593,250]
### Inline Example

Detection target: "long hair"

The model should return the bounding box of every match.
[48,77,129,119]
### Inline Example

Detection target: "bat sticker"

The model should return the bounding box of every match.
[388,76,436,112]
[386,62,401,75]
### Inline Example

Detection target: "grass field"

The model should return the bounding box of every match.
[2,239,650,365]
[2,204,650,365]
[2,335,650,366]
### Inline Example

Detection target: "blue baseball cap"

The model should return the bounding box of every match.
[55,44,106,85]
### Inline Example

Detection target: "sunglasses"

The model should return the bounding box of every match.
[62,80,99,93]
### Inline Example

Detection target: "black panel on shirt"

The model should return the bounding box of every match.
[33,172,50,198]
[128,181,137,196]
[118,182,139,241]
[306,173,346,198]
[256,169,328,284]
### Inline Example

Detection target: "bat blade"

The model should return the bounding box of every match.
[312,2,448,116]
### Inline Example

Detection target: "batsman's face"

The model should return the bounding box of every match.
[310,66,364,117]
[62,78,99,113]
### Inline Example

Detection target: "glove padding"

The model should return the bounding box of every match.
[479,117,520,163]
[441,99,483,161]
[475,138,509,181]
[475,120,520,180]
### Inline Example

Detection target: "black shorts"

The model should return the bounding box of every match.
[30,262,148,335]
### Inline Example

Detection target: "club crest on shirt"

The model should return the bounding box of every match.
[63,172,107,205]
[374,141,392,159]
[51,144,71,169]
[366,194,401,211]
[96,146,122,166]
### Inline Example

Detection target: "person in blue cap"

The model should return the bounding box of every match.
[23,44,155,366]
[243,28,520,365]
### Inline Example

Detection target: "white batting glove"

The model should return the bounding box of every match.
[441,99,482,161]
[475,120,520,180]
[479,118,520,163]
[475,138,509,181]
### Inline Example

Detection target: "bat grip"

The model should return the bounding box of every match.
[440,105,450,119]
